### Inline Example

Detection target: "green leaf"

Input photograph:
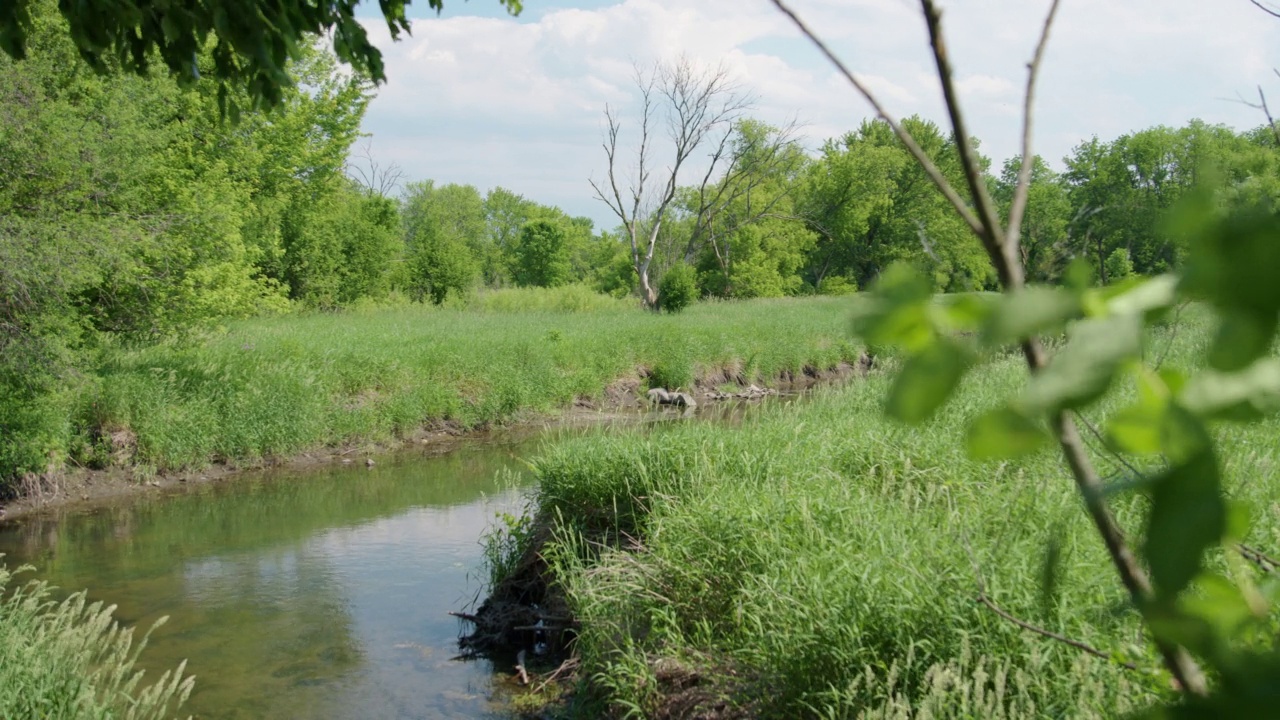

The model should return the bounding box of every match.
[1145,448,1226,599]
[1107,402,1166,456]
[966,406,1049,459]
[1208,311,1277,372]
[1022,313,1143,413]
[851,264,935,351]
[1102,274,1178,317]
[1181,358,1280,421]
[980,286,1081,346]
[886,339,969,423]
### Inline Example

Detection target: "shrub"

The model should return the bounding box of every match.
[1104,247,1134,284]
[658,263,698,314]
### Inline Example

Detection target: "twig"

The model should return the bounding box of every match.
[1238,543,1280,572]
[1258,86,1280,146]
[957,516,1137,669]
[768,0,984,239]
[920,0,1008,281]
[532,656,581,694]
[1154,302,1188,370]
[977,595,1139,669]
[773,0,1209,695]
[1251,0,1280,19]
[1005,0,1063,258]
[448,611,481,623]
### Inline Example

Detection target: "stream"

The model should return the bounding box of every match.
[0,401,787,719]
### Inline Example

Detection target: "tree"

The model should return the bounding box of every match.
[798,117,990,291]
[991,155,1072,282]
[401,181,480,304]
[590,58,752,308]
[0,0,521,112]
[513,220,572,288]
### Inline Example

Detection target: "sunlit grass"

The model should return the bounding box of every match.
[507,305,1280,717]
[0,562,193,720]
[79,291,865,471]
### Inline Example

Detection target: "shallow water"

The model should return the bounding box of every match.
[0,400,790,719]
[0,434,546,719]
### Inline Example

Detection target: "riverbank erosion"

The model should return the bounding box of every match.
[1,296,870,516]
[473,311,1280,718]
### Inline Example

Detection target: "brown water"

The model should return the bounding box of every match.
[0,402,788,719]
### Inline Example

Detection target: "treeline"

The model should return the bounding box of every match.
[640,116,1280,301]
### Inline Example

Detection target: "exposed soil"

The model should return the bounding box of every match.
[0,356,871,526]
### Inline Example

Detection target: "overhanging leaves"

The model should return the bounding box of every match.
[886,338,969,423]
[1021,313,1143,414]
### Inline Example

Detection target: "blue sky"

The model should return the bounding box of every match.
[353,0,1280,231]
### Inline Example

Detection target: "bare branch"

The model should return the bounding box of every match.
[1251,0,1280,18]
[768,0,984,238]
[1258,86,1280,146]
[978,595,1139,669]
[1005,0,1063,256]
[919,0,1009,282]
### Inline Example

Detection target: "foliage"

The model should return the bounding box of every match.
[853,179,1280,713]
[0,562,194,719]
[401,181,481,304]
[0,0,521,112]
[513,219,574,288]
[800,117,992,292]
[1105,247,1135,284]
[657,263,698,313]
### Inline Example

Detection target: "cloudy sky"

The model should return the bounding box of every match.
[353,0,1280,229]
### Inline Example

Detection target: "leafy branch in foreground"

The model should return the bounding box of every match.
[775,0,1280,713]
[0,0,522,112]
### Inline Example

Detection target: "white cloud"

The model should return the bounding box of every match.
[356,0,1280,229]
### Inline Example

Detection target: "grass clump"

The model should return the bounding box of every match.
[0,562,193,719]
[509,309,1267,717]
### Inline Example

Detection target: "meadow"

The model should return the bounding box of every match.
[501,305,1280,718]
[62,289,864,476]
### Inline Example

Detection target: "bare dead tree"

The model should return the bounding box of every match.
[770,0,1210,696]
[346,137,406,197]
[589,58,753,308]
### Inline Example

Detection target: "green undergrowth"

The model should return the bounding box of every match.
[0,562,193,719]
[511,306,1280,717]
[15,293,863,483]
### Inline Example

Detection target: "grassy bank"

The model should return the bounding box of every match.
[504,306,1280,717]
[0,562,192,719]
[9,291,864,487]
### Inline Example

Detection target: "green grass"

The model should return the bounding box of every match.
[506,305,1280,717]
[62,292,864,474]
[0,562,193,719]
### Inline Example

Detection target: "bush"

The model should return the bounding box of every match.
[817,275,858,295]
[1104,247,1134,284]
[658,263,698,314]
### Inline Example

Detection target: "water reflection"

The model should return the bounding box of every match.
[0,443,531,719]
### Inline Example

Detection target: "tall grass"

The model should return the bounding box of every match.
[63,292,864,474]
[513,306,1278,717]
[0,562,193,719]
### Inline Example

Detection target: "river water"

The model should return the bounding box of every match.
[0,403,783,719]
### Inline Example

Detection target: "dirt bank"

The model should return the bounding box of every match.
[0,358,870,522]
